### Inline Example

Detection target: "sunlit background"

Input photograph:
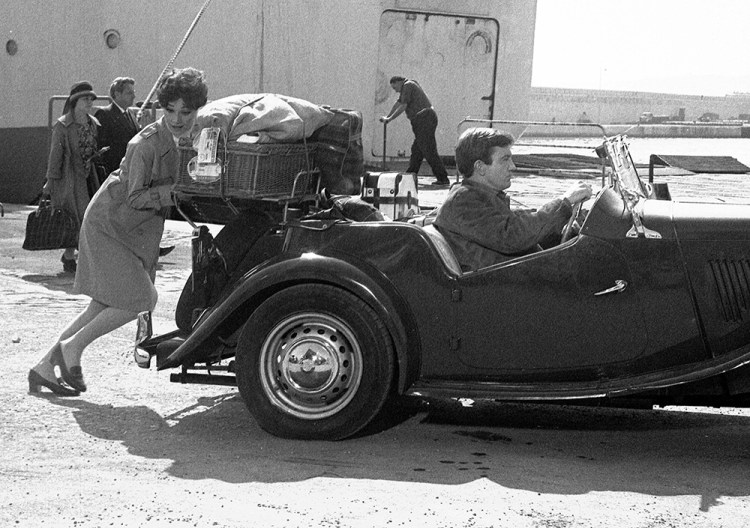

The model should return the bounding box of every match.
[533,0,750,96]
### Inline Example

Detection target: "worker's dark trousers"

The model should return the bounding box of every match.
[407,109,448,180]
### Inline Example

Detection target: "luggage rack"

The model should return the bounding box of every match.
[173,167,322,227]
[173,127,320,221]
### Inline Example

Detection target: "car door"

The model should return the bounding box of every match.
[451,235,648,375]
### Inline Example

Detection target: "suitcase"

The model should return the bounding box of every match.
[311,108,364,195]
[361,172,419,220]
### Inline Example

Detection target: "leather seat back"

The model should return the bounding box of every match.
[422,224,462,276]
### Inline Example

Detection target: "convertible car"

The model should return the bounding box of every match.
[135,135,750,440]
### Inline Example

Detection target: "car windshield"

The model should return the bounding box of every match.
[602,135,649,199]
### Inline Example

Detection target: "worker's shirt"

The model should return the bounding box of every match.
[399,80,432,120]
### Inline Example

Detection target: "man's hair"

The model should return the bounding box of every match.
[455,127,515,177]
[156,67,208,110]
[109,77,135,98]
[389,75,406,84]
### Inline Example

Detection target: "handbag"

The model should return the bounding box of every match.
[22,196,79,250]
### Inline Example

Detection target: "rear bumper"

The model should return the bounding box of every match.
[134,310,188,369]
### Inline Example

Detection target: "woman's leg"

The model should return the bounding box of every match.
[33,299,107,369]
[59,304,139,367]
[34,299,138,370]
[59,300,109,341]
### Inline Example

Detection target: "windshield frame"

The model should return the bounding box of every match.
[602,135,650,199]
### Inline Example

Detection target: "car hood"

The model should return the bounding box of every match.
[644,199,750,242]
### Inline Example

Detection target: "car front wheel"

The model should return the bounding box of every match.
[236,284,395,440]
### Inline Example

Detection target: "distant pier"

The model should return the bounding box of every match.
[529,86,750,136]
[524,123,750,138]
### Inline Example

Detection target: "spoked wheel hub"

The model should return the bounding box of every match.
[261,313,362,419]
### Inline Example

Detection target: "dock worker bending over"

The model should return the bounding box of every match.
[380,76,450,186]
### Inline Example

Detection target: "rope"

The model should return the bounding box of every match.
[137,0,214,121]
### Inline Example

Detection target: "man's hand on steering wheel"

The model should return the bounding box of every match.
[560,181,593,243]
[563,181,593,206]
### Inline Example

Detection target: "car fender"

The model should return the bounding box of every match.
[159,252,421,392]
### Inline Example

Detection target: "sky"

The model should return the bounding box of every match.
[532,0,750,96]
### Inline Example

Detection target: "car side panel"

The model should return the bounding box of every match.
[159,252,422,391]
[285,222,466,379]
[453,236,648,376]
[668,201,750,357]
[286,215,710,384]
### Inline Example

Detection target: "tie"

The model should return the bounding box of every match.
[125,109,139,132]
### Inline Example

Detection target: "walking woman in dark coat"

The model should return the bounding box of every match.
[28,68,208,396]
[45,81,101,273]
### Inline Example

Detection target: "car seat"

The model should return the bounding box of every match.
[422,224,462,276]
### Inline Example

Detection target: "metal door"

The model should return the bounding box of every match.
[373,10,498,159]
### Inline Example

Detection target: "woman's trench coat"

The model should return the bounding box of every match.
[44,113,100,234]
[74,118,178,312]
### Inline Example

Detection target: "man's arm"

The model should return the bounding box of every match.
[94,108,111,146]
[380,101,406,123]
[504,181,592,251]
[440,189,572,255]
[94,107,120,173]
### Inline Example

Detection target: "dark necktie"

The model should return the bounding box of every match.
[125,109,138,132]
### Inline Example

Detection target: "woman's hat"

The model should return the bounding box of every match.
[67,81,97,105]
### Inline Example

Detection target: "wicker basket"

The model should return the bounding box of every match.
[175,139,317,200]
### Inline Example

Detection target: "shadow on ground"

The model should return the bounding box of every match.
[36,392,750,511]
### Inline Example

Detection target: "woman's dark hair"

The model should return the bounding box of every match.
[389,75,406,84]
[156,67,208,110]
[455,128,515,177]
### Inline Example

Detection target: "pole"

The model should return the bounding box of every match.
[382,121,388,170]
[136,0,214,121]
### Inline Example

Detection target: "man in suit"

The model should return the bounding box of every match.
[95,77,138,178]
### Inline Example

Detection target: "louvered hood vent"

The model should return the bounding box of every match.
[710,259,750,322]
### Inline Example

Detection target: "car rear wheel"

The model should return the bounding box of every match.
[236,284,395,440]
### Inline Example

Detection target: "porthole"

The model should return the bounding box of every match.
[104,29,121,49]
[6,39,18,56]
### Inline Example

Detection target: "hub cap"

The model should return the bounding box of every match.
[259,312,363,419]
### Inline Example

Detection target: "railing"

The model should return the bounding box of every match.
[47,95,159,129]
[457,118,610,185]
[458,118,608,147]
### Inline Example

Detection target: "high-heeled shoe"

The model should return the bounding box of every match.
[28,367,80,397]
[50,342,87,392]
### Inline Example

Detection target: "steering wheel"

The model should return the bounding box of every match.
[560,201,582,244]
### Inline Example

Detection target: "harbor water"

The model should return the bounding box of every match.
[517,137,750,168]
[504,136,750,208]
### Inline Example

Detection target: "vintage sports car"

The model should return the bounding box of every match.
[136,135,750,440]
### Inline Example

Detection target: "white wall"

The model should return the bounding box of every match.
[1,0,536,160]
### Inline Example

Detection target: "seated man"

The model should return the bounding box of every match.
[433,128,592,272]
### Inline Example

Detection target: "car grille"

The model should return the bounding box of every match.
[710,259,750,322]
